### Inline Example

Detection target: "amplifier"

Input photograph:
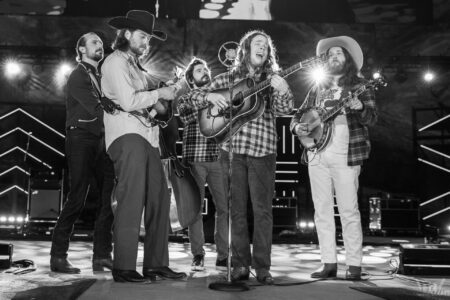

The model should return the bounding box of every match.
[0,243,13,269]
[399,244,450,275]
[369,197,419,231]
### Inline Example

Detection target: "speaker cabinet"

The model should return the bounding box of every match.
[399,244,450,275]
[29,189,61,220]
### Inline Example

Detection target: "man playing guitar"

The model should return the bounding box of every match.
[189,30,294,284]
[290,36,377,281]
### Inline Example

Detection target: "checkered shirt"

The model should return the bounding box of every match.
[290,79,378,166]
[189,69,294,157]
[177,92,219,163]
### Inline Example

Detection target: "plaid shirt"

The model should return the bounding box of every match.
[189,69,294,157]
[177,91,219,163]
[290,79,377,166]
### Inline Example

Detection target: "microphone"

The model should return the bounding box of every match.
[24,132,32,162]
[218,41,239,68]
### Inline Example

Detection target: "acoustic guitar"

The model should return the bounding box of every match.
[198,55,324,144]
[298,77,386,152]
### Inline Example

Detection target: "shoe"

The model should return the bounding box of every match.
[142,266,187,280]
[112,269,146,283]
[50,256,81,274]
[231,267,250,281]
[345,265,362,281]
[256,269,274,285]
[191,254,205,271]
[310,263,337,279]
[92,257,113,272]
[215,257,230,271]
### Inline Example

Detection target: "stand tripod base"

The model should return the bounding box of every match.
[208,281,250,292]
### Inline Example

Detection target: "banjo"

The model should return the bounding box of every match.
[297,77,385,152]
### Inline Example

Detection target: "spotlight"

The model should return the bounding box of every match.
[0,216,6,222]
[423,71,435,83]
[372,71,381,80]
[4,60,22,78]
[57,63,73,78]
[54,62,73,88]
[299,221,307,228]
[8,216,15,223]
[309,66,326,84]
[16,216,24,223]
[447,225,450,231]
[307,222,315,228]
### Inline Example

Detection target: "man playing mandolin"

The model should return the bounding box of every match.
[101,10,185,283]
[290,36,377,280]
[189,30,294,284]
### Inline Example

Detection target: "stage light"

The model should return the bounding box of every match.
[447,225,450,231]
[372,71,381,80]
[309,66,326,84]
[299,221,307,228]
[16,216,24,223]
[307,222,315,228]
[54,62,73,88]
[4,60,22,78]
[8,216,15,223]
[0,216,6,222]
[423,71,435,82]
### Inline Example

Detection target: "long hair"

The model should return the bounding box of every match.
[184,57,211,89]
[75,32,97,62]
[111,29,134,51]
[325,47,362,88]
[233,30,280,75]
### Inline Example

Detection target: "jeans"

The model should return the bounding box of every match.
[51,128,114,259]
[188,161,228,260]
[220,150,276,270]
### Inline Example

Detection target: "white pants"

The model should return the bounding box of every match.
[308,151,363,267]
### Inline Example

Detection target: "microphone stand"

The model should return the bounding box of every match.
[208,66,249,292]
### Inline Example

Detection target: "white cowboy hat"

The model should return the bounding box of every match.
[316,36,363,71]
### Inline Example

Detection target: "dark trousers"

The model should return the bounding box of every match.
[108,134,170,270]
[220,150,276,271]
[51,128,115,259]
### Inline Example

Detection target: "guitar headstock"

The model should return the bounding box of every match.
[303,54,327,70]
[369,75,388,90]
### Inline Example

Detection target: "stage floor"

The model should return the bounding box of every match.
[0,239,449,299]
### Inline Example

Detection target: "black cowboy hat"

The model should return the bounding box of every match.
[108,10,167,41]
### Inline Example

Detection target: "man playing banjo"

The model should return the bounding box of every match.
[290,36,377,281]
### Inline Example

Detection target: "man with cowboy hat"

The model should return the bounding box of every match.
[290,36,377,280]
[101,10,186,283]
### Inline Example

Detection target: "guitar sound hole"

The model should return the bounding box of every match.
[232,93,244,106]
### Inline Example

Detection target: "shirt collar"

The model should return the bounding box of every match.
[79,61,98,74]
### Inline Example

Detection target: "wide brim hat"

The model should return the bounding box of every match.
[108,10,167,41]
[316,36,363,71]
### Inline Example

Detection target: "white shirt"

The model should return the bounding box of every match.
[101,50,160,150]
[317,87,349,155]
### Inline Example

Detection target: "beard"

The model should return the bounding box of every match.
[129,42,147,57]
[89,50,104,62]
[328,60,345,75]
[194,75,210,88]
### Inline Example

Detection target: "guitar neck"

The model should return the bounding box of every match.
[241,59,318,99]
[322,84,371,122]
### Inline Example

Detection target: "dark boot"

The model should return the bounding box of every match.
[142,266,187,280]
[345,265,362,281]
[92,257,113,272]
[310,263,337,279]
[112,269,146,283]
[50,257,81,274]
